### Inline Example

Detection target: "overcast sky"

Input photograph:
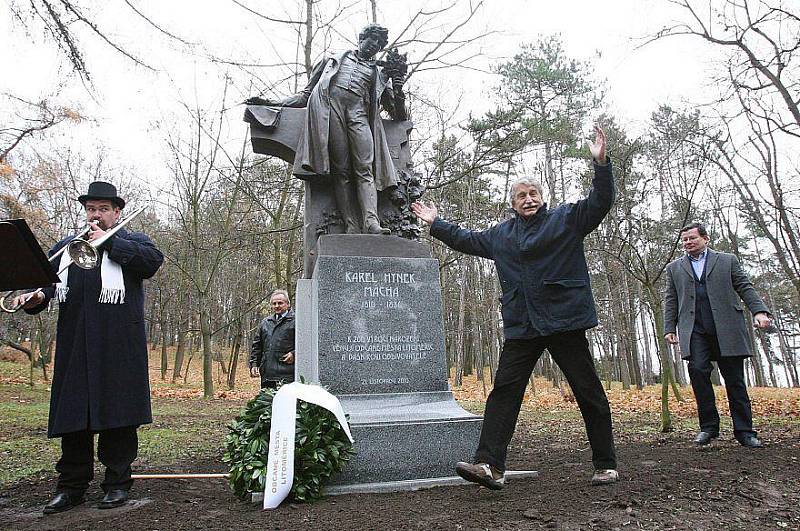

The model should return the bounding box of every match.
[1,0,721,190]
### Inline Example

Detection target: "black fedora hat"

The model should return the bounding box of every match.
[78,181,125,209]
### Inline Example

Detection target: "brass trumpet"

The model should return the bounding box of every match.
[59,205,147,273]
[0,206,147,313]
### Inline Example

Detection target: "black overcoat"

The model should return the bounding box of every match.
[430,161,614,339]
[28,228,163,437]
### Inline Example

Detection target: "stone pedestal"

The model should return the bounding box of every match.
[295,234,482,490]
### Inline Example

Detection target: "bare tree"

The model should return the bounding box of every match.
[8,0,193,83]
[654,0,800,137]
[1,95,82,165]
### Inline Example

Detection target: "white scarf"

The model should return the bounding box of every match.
[56,246,125,304]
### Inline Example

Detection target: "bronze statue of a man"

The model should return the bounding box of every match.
[248,24,408,235]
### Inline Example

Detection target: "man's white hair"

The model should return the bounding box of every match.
[269,289,290,302]
[509,178,544,204]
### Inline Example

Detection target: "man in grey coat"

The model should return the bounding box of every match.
[664,222,772,448]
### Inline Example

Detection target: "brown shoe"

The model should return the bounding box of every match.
[591,469,619,486]
[455,462,505,490]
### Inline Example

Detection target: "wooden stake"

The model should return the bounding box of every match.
[131,473,229,479]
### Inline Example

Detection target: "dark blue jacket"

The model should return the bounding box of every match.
[430,161,614,339]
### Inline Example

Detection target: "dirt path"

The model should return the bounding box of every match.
[2,415,798,531]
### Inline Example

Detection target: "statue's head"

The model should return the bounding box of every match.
[358,24,389,58]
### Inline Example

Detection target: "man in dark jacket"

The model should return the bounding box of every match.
[14,181,163,513]
[249,289,296,389]
[411,126,617,489]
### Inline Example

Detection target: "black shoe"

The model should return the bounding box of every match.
[693,431,718,445]
[43,492,85,514]
[98,489,129,509]
[737,435,763,448]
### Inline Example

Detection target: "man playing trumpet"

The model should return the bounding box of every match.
[12,181,163,513]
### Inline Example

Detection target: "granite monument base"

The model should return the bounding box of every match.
[328,393,481,486]
[294,235,483,491]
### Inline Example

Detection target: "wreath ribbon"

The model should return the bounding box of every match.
[263,382,354,509]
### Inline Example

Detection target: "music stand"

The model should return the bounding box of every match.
[0,219,59,292]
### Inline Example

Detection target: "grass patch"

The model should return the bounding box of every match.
[0,384,54,486]
[0,386,254,487]
[0,436,59,485]
[0,399,49,428]
[456,400,486,415]
[138,427,223,464]
[0,360,32,378]
[138,398,250,466]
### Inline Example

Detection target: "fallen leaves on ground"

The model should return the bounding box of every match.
[451,372,800,417]
[150,387,259,401]
[4,345,799,417]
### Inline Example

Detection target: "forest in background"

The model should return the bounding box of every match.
[2,1,800,433]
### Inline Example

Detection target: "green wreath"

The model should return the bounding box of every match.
[223,386,356,502]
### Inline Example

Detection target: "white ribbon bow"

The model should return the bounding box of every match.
[263,382,354,510]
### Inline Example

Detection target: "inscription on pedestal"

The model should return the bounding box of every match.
[315,255,449,395]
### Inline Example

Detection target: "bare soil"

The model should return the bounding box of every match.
[1,412,798,531]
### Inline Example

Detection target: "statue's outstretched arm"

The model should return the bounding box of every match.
[245,58,328,108]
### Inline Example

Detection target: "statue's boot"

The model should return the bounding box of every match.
[333,177,361,234]
[358,180,390,234]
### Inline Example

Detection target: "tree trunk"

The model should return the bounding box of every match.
[160,319,169,380]
[646,284,683,432]
[624,280,643,389]
[454,275,466,387]
[183,333,196,384]
[617,340,631,391]
[749,328,768,387]
[172,327,187,382]
[489,279,501,385]
[546,351,562,389]
[775,311,799,387]
[475,314,487,397]
[227,322,242,390]
[602,330,613,390]
[756,331,778,386]
[200,308,214,398]
[639,303,654,385]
